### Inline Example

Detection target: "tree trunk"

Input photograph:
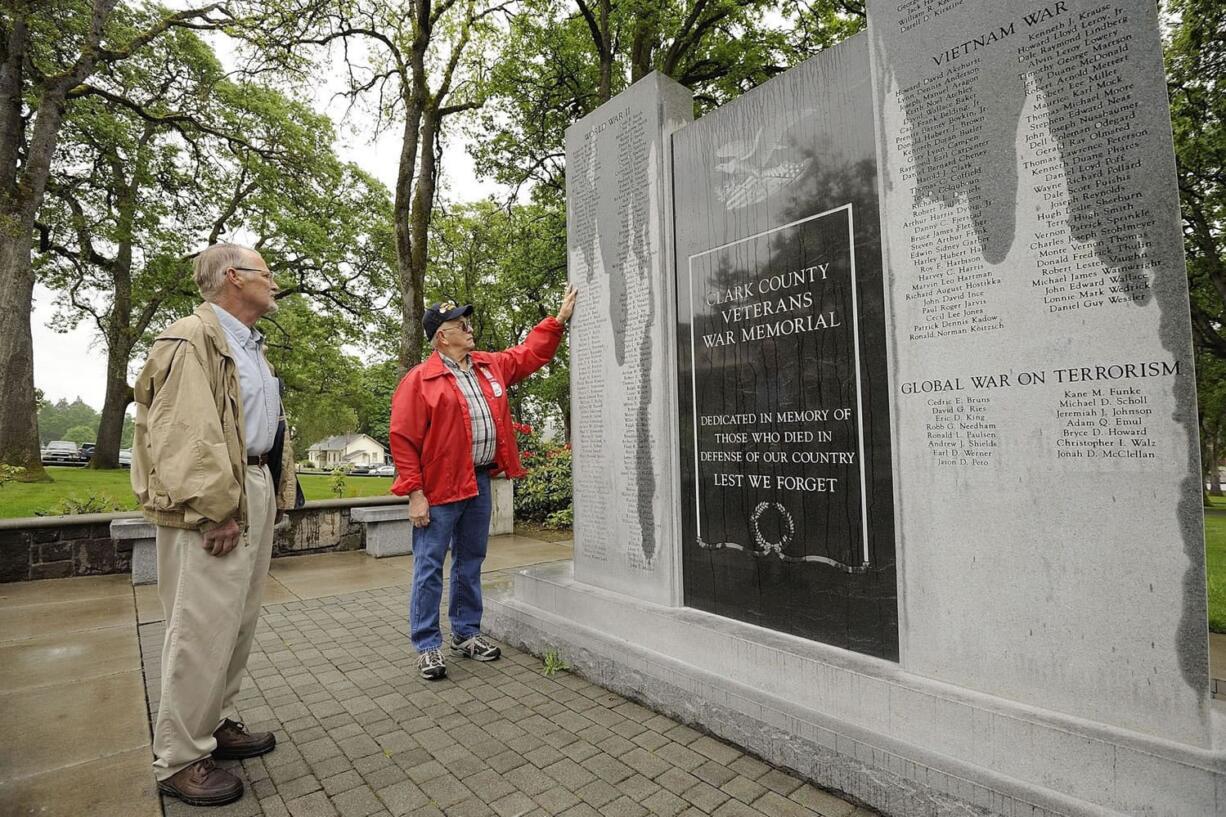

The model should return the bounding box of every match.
[394,105,425,373]
[0,13,45,479]
[392,0,475,373]
[395,0,430,375]
[559,395,572,444]
[408,106,441,358]
[598,0,612,103]
[92,342,132,469]
[91,148,138,469]
[0,17,28,196]
[0,229,48,480]
[0,30,82,477]
[630,9,656,82]
[1210,425,1224,497]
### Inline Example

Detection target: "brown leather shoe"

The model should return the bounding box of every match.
[158,758,243,806]
[212,718,276,760]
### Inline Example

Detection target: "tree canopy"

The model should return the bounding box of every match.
[0,0,235,479]
[8,0,1224,476]
[1162,0,1226,486]
[468,0,864,202]
[27,5,398,467]
[37,397,133,447]
[1166,0,1225,363]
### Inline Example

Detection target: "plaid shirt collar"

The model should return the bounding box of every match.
[440,353,472,373]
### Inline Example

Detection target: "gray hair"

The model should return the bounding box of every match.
[193,243,251,300]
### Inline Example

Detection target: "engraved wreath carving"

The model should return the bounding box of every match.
[750,502,793,555]
[696,502,867,573]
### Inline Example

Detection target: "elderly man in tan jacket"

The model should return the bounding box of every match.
[131,243,299,807]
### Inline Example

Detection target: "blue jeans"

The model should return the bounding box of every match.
[409,470,492,652]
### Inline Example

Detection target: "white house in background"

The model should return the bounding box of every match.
[306,434,387,469]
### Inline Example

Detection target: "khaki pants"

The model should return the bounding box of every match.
[151,464,275,780]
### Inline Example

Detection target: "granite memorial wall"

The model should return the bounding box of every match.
[566,74,693,605]
[870,0,1206,744]
[489,1,1219,813]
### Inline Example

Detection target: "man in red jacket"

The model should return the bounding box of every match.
[390,286,577,680]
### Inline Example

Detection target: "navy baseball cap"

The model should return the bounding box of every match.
[423,300,474,340]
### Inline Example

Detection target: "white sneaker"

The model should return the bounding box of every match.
[418,647,446,680]
[451,633,501,661]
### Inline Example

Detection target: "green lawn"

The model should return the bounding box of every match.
[6,469,1226,632]
[0,467,394,517]
[0,467,138,517]
[1207,511,1226,632]
[298,474,395,501]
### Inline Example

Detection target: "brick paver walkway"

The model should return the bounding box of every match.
[140,582,869,817]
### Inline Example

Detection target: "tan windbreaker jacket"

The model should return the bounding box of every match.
[130,303,296,530]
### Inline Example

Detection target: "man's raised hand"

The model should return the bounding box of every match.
[556,284,578,324]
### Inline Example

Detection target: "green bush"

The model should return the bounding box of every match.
[544,506,573,529]
[514,441,572,524]
[0,464,24,488]
[330,467,347,498]
[38,491,124,516]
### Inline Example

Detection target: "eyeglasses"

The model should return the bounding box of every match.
[441,320,473,333]
[233,266,274,281]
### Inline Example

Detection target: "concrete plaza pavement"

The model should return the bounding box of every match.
[0,534,881,817]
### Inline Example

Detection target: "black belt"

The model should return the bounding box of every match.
[476,463,497,473]
[247,454,270,466]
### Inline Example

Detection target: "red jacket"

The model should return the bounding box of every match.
[389,317,564,504]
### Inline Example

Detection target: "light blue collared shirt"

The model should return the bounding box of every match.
[211,304,279,456]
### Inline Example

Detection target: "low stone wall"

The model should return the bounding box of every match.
[273,497,379,557]
[0,478,514,583]
[0,501,380,583]
[0,514,135,581]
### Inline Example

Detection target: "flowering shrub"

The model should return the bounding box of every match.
[513,423,572,528]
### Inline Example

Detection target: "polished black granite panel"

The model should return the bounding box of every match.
[674,35,897,659]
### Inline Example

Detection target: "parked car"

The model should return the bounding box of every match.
[118,448,132,468]
[370,464,396,477]
[41,440,82,464]
[349,464,372,475]
[79,443,96,463]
